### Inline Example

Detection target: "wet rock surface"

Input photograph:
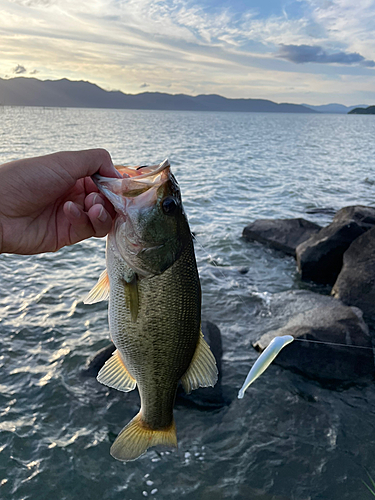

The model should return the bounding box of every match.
[296,205,375,285]
[242,218,321,256]
[82,343,116,378]
[333,205,375,228]
[332,226,375,321]
[253,290,374,383]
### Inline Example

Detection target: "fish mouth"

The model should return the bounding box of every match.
[91,159,171,212]
[93,158,178,277]
[91,159,170,194]
[114,158,170,181]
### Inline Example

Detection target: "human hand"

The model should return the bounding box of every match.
[0,149,122,254]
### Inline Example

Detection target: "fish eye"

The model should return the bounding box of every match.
[162,197,178,215]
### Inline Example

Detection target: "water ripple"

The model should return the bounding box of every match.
[1,108,375,499]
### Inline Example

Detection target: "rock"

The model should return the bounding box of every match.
[243,218,321,256]
[253,291,373,383]
[333,205,375,228]
[332,226,375,320]
[82,343,116,378]
[296,205,375,284]
[82,320,229,409]
[260,290,336,324]
[238,267,249,275]
[306,207,336,216]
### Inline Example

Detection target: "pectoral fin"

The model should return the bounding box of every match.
[180,330,218,394]
[123,275,139,322]
[84,269,110,304]
[97,349,136,392]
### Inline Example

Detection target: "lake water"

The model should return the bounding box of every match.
[1,107,375,500]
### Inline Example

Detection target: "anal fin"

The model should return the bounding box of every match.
[111,412,177,462]
[180,330,218,394]
[97,349,136,392]
[84,269,110,304]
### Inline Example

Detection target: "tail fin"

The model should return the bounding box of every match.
[110,412,177,462]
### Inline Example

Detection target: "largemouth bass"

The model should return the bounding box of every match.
[84,159,218,461]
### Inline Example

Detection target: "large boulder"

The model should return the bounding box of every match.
[332,226,375,321]
[242,218,321,256]
[253,290,374,383]
[296,205,375,285]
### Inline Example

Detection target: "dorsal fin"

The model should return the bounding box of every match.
[97,349,136,392]
[84,269,110,304]
[180,330,218,394]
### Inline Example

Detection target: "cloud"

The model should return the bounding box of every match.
[278,44,375,67]
[361,59,375,68]
[13,64,27,74]
[305,0,375,59]
[1,0,375,104]
[10,0,54,6]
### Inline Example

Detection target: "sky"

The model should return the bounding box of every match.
[1,0,375,105]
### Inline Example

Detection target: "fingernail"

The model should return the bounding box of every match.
[110,161,123,178]
[97,206,108,222]
[92,193,101,205]
[69,202,81,218]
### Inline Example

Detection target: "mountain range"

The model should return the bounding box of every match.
[0,77,369,114]
[302,103,369,113]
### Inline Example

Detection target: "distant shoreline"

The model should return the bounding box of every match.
[0,76,368,114]
[0,104,371,116]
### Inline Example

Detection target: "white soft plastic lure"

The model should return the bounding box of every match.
[238,335,294,399]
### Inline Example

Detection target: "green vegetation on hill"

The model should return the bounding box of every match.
[348,105,375,114]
